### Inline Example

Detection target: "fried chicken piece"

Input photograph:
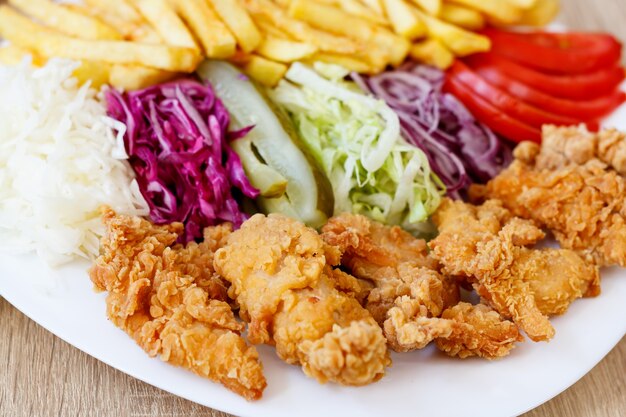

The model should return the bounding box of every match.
[384,297,521,358]
[435,303,522,359]
[213,213,390,386]
[321,213,459,326]
[471,125,626,267]
[321,213,519,358]
[89,209,266,401]
[429,199,600,342]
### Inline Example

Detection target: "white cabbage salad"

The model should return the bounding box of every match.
[0,58,149,265]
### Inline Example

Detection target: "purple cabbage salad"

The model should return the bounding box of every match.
[106,79,259,242]
[352,64,512,198]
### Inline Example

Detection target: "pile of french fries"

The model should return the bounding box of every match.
[0,0,559,89]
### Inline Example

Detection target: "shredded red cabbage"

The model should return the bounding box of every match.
[352,64,511,198]
[106,79,259,242]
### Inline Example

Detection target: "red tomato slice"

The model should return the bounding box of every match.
[469,64,625,120]
[447,61,598,131]
[443,76,541,143]
[483,28,623,75]
[466,53,625,100]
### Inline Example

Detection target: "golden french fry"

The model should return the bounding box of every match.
[413,8,490,56]
[0,6,201,72]
[208,0,262,53]
[257,36,318,62]
[109,65,179,90]
[408,0,441,15]
[359,0,384,15]
[409,38,454,69]
[439,3,485,30]
[335,0,389,26]
[288,0,374,42]
[73,60,112,88]
[0,44,44,66]
[253,16,293,39]
[447,0,523,25]
[240,55,288,87]
[169,0,236,58]
[243,0,361,54]
[517,0,560,26]
[8,0,122,40]
[309,52,373,73]
[84,0,144,26]
[382,0,427,40]
[509,0,538,9]
[134,0,197,49]
[371,27,410,66]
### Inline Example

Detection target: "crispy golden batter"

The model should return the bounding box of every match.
[321,213,458,326]
[89,209,266,401]
[318,213,520,357]
[435,303,522,359]
[383,297,520,359]
[213,213,390,386]
[471,126,626,267]
[429,199,599,342]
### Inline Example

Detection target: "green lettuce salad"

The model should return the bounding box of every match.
[269,63,445,231]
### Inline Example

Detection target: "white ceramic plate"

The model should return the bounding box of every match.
[2,97,626,417]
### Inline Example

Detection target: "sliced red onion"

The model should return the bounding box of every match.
[352,64,511,198]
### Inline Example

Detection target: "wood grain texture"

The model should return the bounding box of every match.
[1,1,626,416]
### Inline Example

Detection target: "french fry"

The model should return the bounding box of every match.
[64,3,135,39]
[335,0,389,26]
[134,0,197,49]
[109,65,179,90]
[0,44,111,88]
[0,6,201,72]
[169,0,236,58]
[408,0,441,15]
[288,0,374,42]
[359,0,385,15]
[371,27,411,66]
[409,38,454,69]
[257,36,318,63]
[439,3,485,30]
[309,52,373,73]
[8,0,122,40]
[253,17,293,39]
[208,0,262,53]
[0,44,44,66]
[84,0,144,26]
[447,0,524,25]
[243,0,361,54]
[509,0,538,9]
[518,0,560,27]
[413,8,490,56]
[69,1,160,43]
[240,55,288,87]
[382,0,427,40]
[72,61,111,88]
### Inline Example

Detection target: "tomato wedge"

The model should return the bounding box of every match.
[466,53,625,100]
[469,64,626,120]
[483,28,623,75]
[443,76,541,143]
[447,61,598,131]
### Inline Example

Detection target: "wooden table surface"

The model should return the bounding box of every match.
[2,1,626,416]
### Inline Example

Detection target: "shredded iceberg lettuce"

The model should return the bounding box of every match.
[269,63,445,230]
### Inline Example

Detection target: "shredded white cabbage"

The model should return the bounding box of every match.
[0,58,149,266]
[270,63,445,232]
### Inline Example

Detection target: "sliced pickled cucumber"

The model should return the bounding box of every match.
[198,60,333,226]
[231,138,288,198]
